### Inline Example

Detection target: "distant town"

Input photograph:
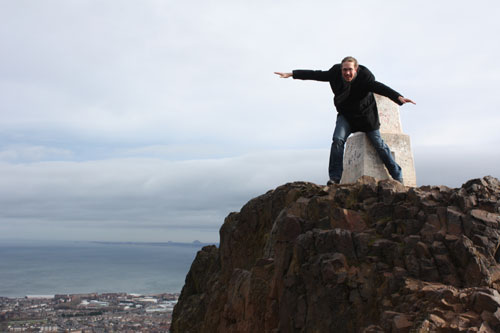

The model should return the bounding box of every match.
[0,292,179,332]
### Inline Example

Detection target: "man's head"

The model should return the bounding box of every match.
[341,56,358,82]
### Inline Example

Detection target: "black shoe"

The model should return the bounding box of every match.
[327,179,340,185]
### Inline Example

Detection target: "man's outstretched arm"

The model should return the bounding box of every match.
[274,72,293,78]
[274,70,332,81]
[368,80,416,105]
[398,96,416,105]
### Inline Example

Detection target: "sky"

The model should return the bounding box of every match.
[1,0,499,243]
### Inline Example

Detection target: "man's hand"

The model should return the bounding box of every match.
[274,72,293,78]
[398,96,416,105]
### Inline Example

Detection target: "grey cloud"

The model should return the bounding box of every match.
[0,150,325,240]
[413,146,500,188]
[0,145,498,242]
[0,145,73,163]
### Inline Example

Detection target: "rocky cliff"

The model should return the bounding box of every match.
[171,176,500,332]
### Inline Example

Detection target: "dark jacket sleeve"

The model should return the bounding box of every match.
[292,69,332,82]
[367,81,403,105]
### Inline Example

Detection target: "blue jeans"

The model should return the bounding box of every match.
[329,114,403,182]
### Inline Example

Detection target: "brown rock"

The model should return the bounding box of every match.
[428,314,446,328]
[392,314,413,332]
[330,207,366,232]
[470,209,500,225]
[479,322,495,333]
[172,176,500,333]
[447,207,465,235]
[481,310,500,327]
[473,291,500,313]
[361,325,385,333]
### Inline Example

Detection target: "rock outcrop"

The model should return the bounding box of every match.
[171,176,500,332]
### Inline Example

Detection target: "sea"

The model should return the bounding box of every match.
[0,239,212,298]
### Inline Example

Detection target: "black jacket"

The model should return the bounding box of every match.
[293,64,403,132]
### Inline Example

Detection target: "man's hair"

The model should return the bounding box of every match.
[341,56,358,69]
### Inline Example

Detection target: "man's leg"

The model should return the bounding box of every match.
[328,114,351,183]
[366,130,403,182]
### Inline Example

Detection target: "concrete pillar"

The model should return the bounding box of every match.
[340,94,417,187]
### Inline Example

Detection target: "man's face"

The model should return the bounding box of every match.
[341,61,358,82]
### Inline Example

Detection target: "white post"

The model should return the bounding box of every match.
[340,94,417,187]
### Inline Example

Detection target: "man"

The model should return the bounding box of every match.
[275,56,415,185]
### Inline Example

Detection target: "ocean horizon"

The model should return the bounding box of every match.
[0,239,214,298]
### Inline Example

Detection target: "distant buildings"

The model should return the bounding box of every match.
[0,292,179,332]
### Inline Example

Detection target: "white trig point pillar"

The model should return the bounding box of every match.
[340,94,417,187]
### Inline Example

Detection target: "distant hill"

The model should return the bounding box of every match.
[91,241,218,248]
